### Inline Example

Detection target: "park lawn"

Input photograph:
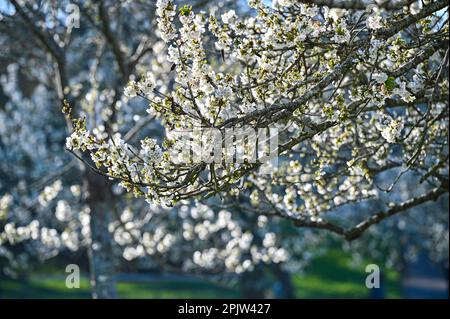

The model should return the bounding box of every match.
[0,276,239,299]
[0,249,401,299]
[294,250,402,298]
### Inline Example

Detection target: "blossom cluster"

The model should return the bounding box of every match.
[65,0,448,236]
[111,202,290,273]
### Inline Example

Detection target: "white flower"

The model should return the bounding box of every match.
[55,200,72,222]
[275,0,292,7]
[221,10,237,25]
[263,232,276,248]
[333,21,351,43]
[65,134,78,150]
[408,74,424,93]
[66,131,94,151]
[140,138,163,164]
[380,119,404,143]
[0,194,12,218]
[257,215,268,227]
[367,14,383,30]
[137,73,156,97]
[124,80,138,98]
[0,194,12,209]
[123,245,144,261]
[167,45,180,63]
[301,4,318,17]
[61,230,79,251]
[40,227,61,249]
[373,72,388,84]
[333,196,345,206]
[70,185,81,197]
[156,0,177,42]
[38,180,62,206]
[393,81,415,103]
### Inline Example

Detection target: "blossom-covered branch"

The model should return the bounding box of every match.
[66,0,449,238]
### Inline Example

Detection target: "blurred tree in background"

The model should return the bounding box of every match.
[0,0,448,299]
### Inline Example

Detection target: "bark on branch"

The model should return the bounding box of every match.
[293,186,448,241]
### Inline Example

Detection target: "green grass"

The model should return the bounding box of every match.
[0,249,402,299]
[0,276,239,299]
[0,276,91,298]
[117,281,239,299]
[293,250,401,298]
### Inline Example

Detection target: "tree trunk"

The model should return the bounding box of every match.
[85,171,117,299]
[240,265,268,298]
[271,263,295,298]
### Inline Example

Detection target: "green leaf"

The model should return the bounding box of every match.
[384,76,396,92]
[179,5,192,16]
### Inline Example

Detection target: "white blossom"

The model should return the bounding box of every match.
[367,14,383,30]
[379,119,404,143]
[373,72,388,84]
[221,10,237,25]
[393,81,416,103]
[124,80,138,98]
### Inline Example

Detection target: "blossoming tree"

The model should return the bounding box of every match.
[2,0,323,299]
[1,0,448,299]
[67,0,449,242]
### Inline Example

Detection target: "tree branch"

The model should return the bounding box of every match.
[294,186,448,240]
[98,0,129,80]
